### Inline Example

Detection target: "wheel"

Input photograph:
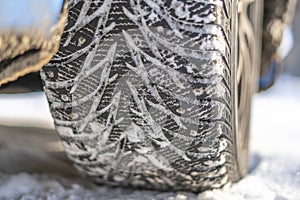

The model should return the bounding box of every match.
[236,0,263,178]
[41,0,263,192]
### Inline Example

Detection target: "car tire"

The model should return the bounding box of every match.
[41,0,263,192]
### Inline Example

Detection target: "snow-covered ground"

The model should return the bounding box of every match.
[0,75,299,200]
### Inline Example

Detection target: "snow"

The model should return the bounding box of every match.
[0,92,54,129]
[0,75,300,199]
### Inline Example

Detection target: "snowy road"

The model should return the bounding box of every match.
[0,75,299,199]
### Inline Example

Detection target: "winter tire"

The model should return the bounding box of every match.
[41,0,263,192]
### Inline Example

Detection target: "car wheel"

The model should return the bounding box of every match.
[41,0,263,192]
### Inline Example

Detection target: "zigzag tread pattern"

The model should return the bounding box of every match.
[41,0,235,191]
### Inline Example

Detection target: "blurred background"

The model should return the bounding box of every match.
[284,2,300,76]
[0,2,299,199]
